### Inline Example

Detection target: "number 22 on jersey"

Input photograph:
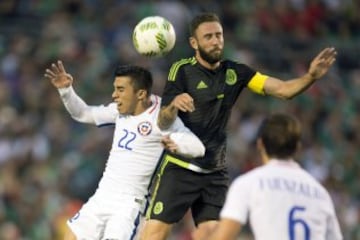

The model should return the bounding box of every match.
[118,129,137,150]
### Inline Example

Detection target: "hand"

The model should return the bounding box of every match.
[308,47,337,80]
[44,60,73,89]
[170,93,195,112]
[161,135,178,153]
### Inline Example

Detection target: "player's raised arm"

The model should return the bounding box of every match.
[45,60,73,89]
[262,47,337,100]
[44,60,96,124]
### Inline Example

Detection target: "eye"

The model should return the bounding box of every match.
[204,34,212,40]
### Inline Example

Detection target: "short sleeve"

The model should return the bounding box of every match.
[161,64,186,107]
[220,176,251,224]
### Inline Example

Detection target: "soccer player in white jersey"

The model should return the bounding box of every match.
[204,113,342,240]
[44,61,205,240]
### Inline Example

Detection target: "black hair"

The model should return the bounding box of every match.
[114,65,152,96]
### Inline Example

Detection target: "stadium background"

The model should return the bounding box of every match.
[0,0,359,239]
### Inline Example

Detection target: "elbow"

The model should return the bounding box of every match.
[282,94,294,100]
[199,144,206,157]
[194,144,206,158]
[193,138,206,157]
[177,142,206,158]
[267,83,297,100]
[271,90,295,100]
[71,115,88,123]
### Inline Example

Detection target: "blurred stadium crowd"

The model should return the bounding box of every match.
[0,0,359,239]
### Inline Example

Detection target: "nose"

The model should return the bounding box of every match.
[211,34,222,46]
[215,37,222,45]
[112,91,117,100]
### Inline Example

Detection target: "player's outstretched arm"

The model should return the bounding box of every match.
[44,61,96,124]
[263,47,337,100]
[158,93,195,130]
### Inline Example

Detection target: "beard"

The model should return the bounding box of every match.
[198,45,223,64]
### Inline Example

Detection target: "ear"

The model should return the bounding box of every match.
[256,138,264,152]
[257,138,269,164]
[137,89,147,100]
[189,36,198,50]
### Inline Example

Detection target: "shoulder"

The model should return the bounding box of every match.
[222,60,255,72]
[231,166,265,187]
[168,57,197,81]
[170,57,197,68]
[299,168,330,193]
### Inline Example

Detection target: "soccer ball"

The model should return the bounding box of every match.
[132,16,176,57]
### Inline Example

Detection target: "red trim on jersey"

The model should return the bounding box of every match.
[148,95,158,114]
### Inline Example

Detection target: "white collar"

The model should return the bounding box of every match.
[267,159,300,168]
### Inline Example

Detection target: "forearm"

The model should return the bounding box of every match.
[265,73,316,100]
[58,86,95,124]
[158,105,178,130]
[286,72,317,98]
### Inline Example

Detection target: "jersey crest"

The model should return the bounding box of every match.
[137,121,152,136]
[225,69,237,85]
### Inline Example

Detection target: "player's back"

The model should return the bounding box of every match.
[229,160,342,240]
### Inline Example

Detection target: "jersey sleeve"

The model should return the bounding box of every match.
[161,64,186,107]
[58,86,118,126]
[220,176,251,224]
[90,103,118,127]
[234,63,268,95]
[163,117,205,158]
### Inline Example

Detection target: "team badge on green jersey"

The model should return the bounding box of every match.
[225,69,237,85]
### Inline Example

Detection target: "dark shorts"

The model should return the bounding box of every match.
[146,160,229,225]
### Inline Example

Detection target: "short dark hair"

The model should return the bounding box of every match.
[189,12,221,37]
[257,113,301,159]
[114,65,152,96]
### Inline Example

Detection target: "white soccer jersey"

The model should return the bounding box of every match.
[59,86,205,239]
[221,159,342,240]
[93,94,196,199]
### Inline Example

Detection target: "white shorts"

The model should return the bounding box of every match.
[67,193,145,240]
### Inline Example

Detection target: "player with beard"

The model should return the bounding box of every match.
[141,12,337,240]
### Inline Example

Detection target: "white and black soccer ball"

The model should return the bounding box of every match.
[132,16,176,57]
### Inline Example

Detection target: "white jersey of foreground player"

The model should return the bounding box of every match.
[221,159,342,240]
[59,86,205,240]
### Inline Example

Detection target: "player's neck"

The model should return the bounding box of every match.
[195,55,220,70]
[133,98,152,116]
